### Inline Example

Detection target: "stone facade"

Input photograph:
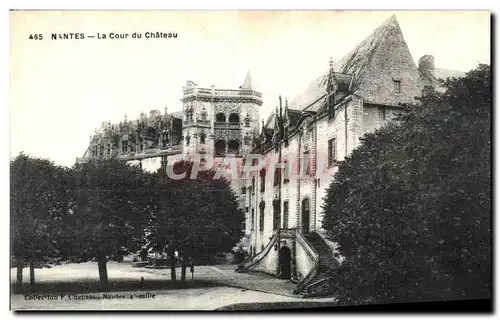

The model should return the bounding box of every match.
[240,15,465,283]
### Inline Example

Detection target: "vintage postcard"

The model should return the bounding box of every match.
[9,10,491,311]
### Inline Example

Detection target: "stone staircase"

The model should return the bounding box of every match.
[295,232,337,297]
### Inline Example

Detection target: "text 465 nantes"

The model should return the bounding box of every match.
[28,32,177,40]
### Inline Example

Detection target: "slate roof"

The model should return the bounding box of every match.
[262,15,466,132]
[288,15,425,112]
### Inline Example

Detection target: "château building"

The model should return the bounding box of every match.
[236,15,465,296]
[78,15,466,296]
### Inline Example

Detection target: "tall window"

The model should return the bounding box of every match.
[328,93,335,120]
[185,135,191,146]
[252,177,256,195]
[251,208,255,231]
[283,201,289,229]
[273,200,281,230]
[122,140,128,153]
[328,138,337,167]
[302,151,312,176]
[260,169,266,193]
[283,159,290,183]
[259,202,265,232]
[200,132,206,144]
[273,166,281,186]
[393,80,401,93]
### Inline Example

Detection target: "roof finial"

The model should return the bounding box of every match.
[329,57,334,70]
[124,113,127,122]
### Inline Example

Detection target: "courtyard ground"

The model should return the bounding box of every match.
[10,262,336,310]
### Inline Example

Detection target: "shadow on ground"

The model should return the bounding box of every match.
[12,279,223,295]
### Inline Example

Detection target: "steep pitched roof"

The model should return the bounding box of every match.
[289,15,424,111]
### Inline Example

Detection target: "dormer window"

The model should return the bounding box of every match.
[393,80,401,94]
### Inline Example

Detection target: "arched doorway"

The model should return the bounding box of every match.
[215,140,226,156]
[227,139,240,154]
[302,198,310,232]
[279,244,292,279]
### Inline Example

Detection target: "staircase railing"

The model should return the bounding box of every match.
[293,230,320,295]
[236,230,279,272]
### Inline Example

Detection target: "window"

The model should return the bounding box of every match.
[283,201,289,229]
[252,177,256,195]
[229,113,240,123]
[273,200,281,230]
[260,169,266,193]
[328,138,337,167]
[251,208,255,230]
[122,140,128,153]
[200,132,206,144]
[259,202,265,232]
[185,135,190,146]
[273,166,281,186]
[379,106,387,121]
[328,93,335,120]
[283,160,290,183]
[162,133,169,148]
[241,187,247,195]
[393,80,401,93]
[216,113,226,123]
[302,151,312,176]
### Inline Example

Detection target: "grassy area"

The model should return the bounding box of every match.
[12,278,223,295]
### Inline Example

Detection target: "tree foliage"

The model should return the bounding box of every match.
[67,159,154,286]
[322,65,491,305]
[10,154,72,286]
[148,160,245,264]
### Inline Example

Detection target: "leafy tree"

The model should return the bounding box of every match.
[10,154,71,289]
[322,65,491,305]
[67,159,154,288]
[148,160,245,282]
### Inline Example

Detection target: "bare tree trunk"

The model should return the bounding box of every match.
[180,257,187,283]
[15,257,23,291]
[169,253,176,282]
[29,261,35,286]
[97,254,109,290]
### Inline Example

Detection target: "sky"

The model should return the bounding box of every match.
[10,10,490,167]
